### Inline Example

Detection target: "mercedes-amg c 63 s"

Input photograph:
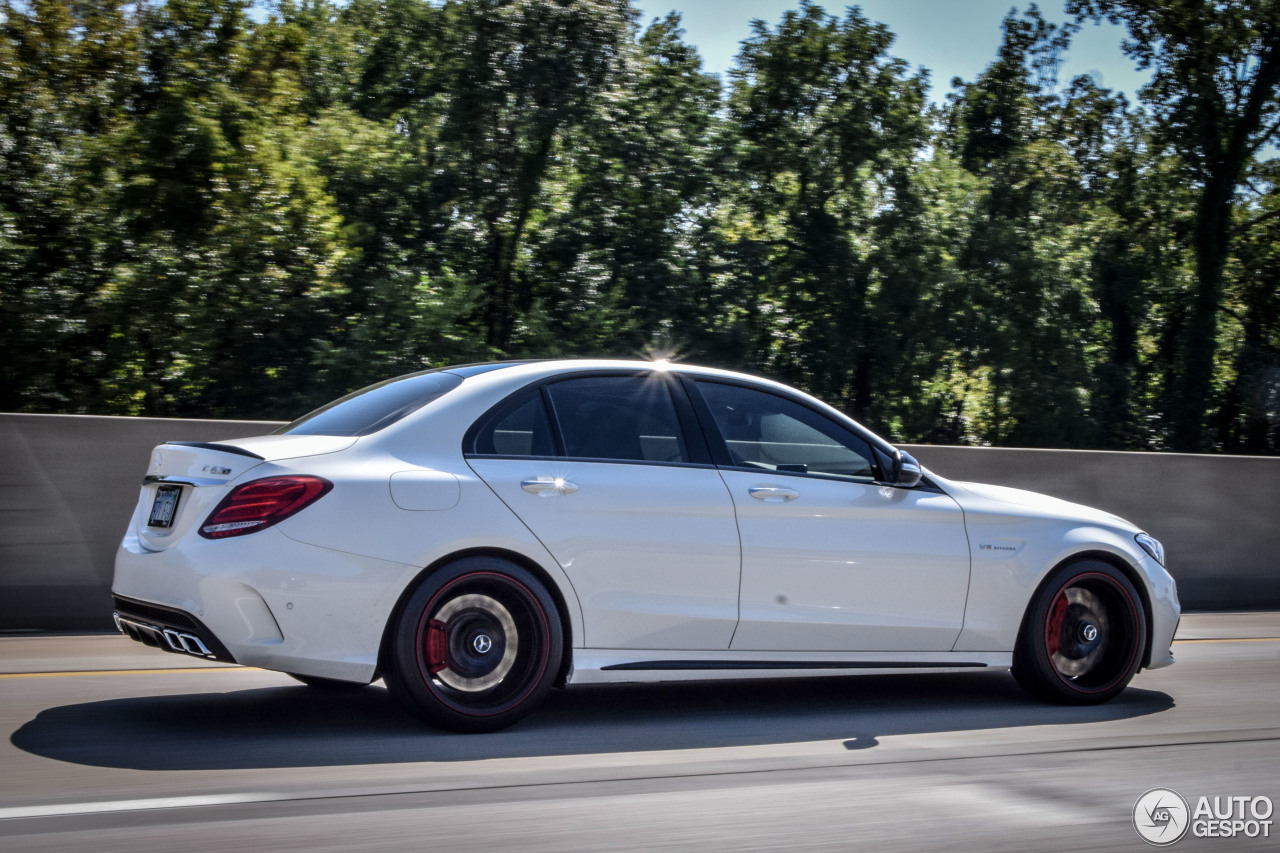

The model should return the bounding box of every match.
[113,360,1179,731]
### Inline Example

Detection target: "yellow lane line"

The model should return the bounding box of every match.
[0,667,262,679]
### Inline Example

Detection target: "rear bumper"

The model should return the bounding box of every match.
[112,525,419,683]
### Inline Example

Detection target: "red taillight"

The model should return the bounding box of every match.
[199,476,333,539]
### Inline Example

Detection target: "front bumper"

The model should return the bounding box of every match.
[1144,555,1180,670]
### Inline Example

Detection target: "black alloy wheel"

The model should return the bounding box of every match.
[385,557,563,732]
[1013,560,1147,704]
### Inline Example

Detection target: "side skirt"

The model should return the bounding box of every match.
[568,650,1013,685]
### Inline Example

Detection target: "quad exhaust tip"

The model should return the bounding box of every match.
[114,613,216,659]
[164,627,213,657]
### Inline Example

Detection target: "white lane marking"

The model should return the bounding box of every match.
[0,793,286,820]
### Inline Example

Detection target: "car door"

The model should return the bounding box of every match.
[687,378,971,652]
[465,372,742,651]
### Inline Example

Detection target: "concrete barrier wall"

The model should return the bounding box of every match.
[0,414,282,629]
[0,413,1274,630]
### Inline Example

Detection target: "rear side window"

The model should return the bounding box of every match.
[545,376,689,463]
[278,372,463,437]
[471,390,556,456]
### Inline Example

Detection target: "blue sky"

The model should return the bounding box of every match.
[630,0,1150,105]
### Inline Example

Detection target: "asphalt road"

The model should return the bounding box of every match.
[1,613,1277,852]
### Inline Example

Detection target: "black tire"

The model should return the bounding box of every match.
[1012,560,1147,705]
[286,673,371,691]
[384,557,563,733]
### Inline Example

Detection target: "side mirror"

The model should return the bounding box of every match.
[872,446,923,488]
[894,451,923,488]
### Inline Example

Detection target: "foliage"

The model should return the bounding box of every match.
[1070,0,1280,450]
[2,0,1279,453]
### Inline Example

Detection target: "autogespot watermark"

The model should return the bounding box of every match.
[1133,788,1274,845]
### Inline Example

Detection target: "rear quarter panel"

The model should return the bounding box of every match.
[271,445,586,650]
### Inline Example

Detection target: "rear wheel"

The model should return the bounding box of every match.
[1013,560,1146,704]
[384,557,562,733]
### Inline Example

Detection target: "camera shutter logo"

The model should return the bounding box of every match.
[1134,788,1190,845]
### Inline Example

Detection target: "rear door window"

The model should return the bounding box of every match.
[545,376,690,463]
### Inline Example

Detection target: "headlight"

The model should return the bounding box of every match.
[1135,532,1165,567]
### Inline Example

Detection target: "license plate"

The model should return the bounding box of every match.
[148,485,182,528]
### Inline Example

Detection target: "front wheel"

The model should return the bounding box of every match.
[384,557,563,733]
[1012,560,1147,704]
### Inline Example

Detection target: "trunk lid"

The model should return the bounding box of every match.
[132,435,355,551]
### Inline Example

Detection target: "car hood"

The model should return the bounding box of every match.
[936,477,1138,532]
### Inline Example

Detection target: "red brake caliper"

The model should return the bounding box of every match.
[1046,591,1069,657]
[426,619,449,674]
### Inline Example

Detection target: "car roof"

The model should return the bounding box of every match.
[442,358,769,383]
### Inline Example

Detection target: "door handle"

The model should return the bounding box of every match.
[521,477,579,496]
[748,486,799,502]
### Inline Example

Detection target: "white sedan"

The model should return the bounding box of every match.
[113,360,1179,731]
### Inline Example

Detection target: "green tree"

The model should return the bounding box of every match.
[428,0,635,352]
[1218,157,1280,451]
[721,0,931,424]
[268,0,461,397]
[99,0,348,417]
[947,8,1103,446]
[0,0,139,410]
[1070,0,1280,451]
[519,11,724,357]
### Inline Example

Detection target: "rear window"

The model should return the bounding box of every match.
[277,372,464,436]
